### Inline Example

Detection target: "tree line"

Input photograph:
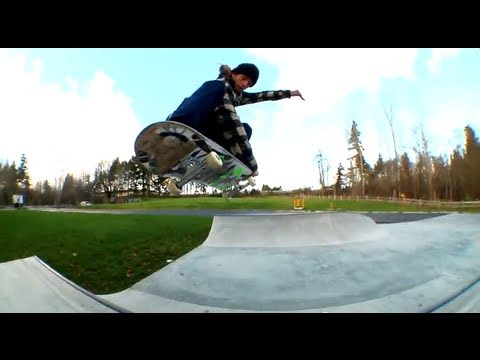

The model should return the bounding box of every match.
[315,120,480,201]
[2,119,479,205]
[0,155,214,206]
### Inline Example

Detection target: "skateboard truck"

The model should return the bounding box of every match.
[166,151,223,195]
[220,176,256,200]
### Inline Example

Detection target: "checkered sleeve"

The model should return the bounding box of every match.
[237,90,292,106]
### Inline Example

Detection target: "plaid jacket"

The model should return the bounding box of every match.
[215,78,292,172]
[168,77,292,172]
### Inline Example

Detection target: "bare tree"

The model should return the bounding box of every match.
[420,124,433,200]
[314,150,330,195]
[384,105,400,197]
[54,173,64,206]
[411,123,433,200]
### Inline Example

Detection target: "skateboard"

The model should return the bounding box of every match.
[133,121,256,197]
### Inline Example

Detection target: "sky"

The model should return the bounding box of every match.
[1,48,479,191]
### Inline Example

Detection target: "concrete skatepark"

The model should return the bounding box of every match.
[1,211,479,313]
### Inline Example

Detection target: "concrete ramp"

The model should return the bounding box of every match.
[102,212,480,312]
[0,256,128,313]
[204,212,390,247]
[2,212,479,312]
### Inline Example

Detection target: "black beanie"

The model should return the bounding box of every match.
[232,63,259,86]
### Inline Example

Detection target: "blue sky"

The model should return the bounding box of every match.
[1,48,479,191]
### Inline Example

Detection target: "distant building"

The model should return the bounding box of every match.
[12,194,24,208]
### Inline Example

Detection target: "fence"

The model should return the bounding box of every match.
[301,194,480,209]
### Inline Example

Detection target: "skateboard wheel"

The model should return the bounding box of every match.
[247,176,256,186]
[167,179,182,196]
[206,151,223,169]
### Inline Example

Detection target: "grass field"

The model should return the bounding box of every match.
[1,196,478,295]
[0,211,212,294]
[90,195,480,212]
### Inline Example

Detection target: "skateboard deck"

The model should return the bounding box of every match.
[134,121,255,195]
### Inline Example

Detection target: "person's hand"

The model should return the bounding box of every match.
[291,90,305,100]
[252,170,259,177]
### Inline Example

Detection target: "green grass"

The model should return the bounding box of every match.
[90,196,479,213]
[0,211,212,294]
[1,196,478,295]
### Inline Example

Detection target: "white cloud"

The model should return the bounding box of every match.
[243,49,421,189]
[250,112,352,190]
[0,49,142,186]
[65,76,79,92]
[384,102,479,160]
[427,48,461,74]
[247,48,419,115]
[248,108,268,131]
[423,102,480,156]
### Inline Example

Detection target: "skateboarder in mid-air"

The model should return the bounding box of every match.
[166,63,305,177]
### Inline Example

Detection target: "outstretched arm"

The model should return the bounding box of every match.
[238,89,305,105]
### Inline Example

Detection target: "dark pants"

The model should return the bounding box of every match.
[202,120,252,149]
[243,123,252,140]
[215,122,252,166]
